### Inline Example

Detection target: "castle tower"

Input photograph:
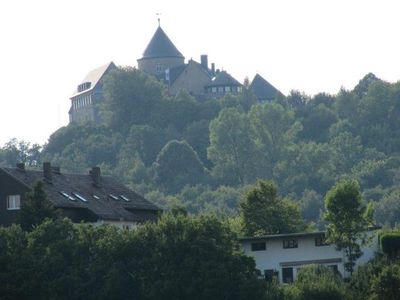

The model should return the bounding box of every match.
[137,26,185,76]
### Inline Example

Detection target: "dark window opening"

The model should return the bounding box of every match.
[264,269,279,282]
[315,236,329,246]
[251,242,266,251]
[283,239,298,249]
[282,267,294,283]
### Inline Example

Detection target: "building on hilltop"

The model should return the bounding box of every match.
[68,25,282,123]
[0,162,160,229]
[69,62,116,123]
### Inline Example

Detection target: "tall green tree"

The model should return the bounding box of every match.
[324,180,373,274]
[18,181,58,231]
[154,140,208,193]
[208,108,259,185]
[240,180,304,236]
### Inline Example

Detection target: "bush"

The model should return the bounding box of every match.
[289,265,345,300]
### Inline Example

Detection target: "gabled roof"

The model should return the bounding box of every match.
[1,167,160,223]
[157,59,213,85]
[140,26,184,60]
[206,71,242,87]
[250,73,281,101]
[71,62,116,98]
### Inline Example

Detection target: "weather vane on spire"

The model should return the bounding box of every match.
[156,13,161,27]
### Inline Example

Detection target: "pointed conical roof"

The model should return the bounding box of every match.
[141,26,184,59]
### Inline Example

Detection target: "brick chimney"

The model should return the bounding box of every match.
[90,166,101,187]
[211,63,215,76]
[201,55,208,69]
[43,162,52,183]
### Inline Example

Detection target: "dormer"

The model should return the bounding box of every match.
[77,82,91,93]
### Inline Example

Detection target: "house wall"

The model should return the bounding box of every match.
[170,61,211,96]
[0,169,30,226]
[241,232,379,282]
[138,57,184,76]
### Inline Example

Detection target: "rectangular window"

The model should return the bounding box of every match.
[264,269,278,282]
[7,195,21,210]
[218,86,224,93]
[315,236,329,247]
[283,239,298,249]
[212,87,217,93]
[225,86,231,92]
[251,242,266,251]
[282,267,294,283]
[328,265,338,273]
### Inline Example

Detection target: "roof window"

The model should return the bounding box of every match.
[109,194,119,201]
[119,195,130,202]
[77,82,91,92]
[72,192,88,203]
[60,191,76,201]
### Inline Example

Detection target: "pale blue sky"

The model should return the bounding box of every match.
[1,0,400,146]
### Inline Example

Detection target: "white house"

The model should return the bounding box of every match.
[240,230,379,283]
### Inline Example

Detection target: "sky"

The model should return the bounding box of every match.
[1,0,400,146]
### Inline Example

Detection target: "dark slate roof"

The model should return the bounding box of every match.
[157,60,213,85]
[206,71,242,87]
[156,64,187,84]
[140,26,184,59]
[250,73,281,101]
[1,167,160,223]
[71,62,116,98]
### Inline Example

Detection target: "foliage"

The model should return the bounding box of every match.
[14,68,400,226]
[369,263,400,300]
[324,180,373,274]
[284,265,345,300]
[153,140,208,193]
[17,181,58,231]
[0,138,41,167]
[380,230,400,259]
[0,214,267,300]
[240,180,304,236]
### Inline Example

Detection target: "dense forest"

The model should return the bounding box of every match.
[1,68,400,227]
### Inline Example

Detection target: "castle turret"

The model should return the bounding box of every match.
[137,26,185,76]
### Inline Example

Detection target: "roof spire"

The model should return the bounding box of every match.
[156,13,161,27]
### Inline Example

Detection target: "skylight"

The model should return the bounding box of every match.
[72,192,88,203]
[59,191,76,201]
[93,195,100,200]
[109,194,119,201]
[119,195,130,202]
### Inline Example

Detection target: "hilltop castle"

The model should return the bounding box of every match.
[69,25,281,123]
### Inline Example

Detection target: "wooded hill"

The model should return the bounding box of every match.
[2,69,400,227]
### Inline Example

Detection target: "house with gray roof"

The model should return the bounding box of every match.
[0,163,160,229]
